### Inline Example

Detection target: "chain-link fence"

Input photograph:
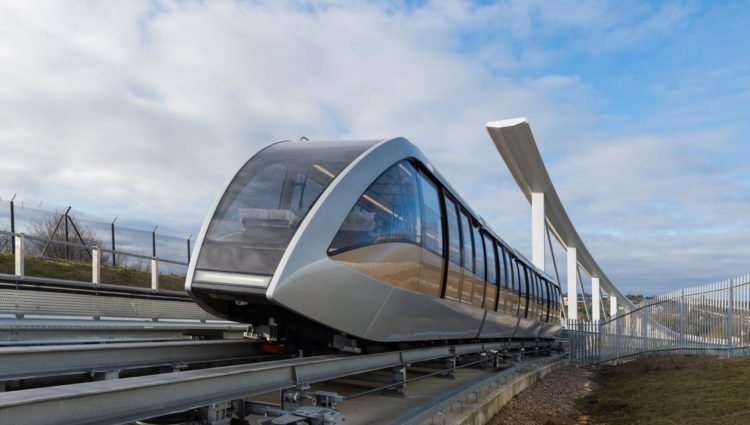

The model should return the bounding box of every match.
[569,274,750,365]
[0,199,195,291]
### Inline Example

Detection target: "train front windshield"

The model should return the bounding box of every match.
[195,140,376,281]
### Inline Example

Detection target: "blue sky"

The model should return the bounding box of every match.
[0,0,749,295]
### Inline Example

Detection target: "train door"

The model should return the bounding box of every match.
[507,256,515,315]
[526,267,539,320]
[471,224,486,307]
[442,194,463,302]
[416,172,443,298]
[482,234,497,311]
[518,264,529,318]
[511,257,521,316]
[500,246,511,313]
[544,279,552,322]
[535,275,542,320]
[459,211,475,304]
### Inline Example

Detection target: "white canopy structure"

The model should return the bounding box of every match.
[486,118,635,319]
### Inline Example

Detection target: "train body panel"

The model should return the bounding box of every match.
[186,137,563,346]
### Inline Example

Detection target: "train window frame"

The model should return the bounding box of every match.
[544,279,551,322]
[443,194,462,266]
[497,244,506,288]
[522,263,528,296]
[460,210,474,273]
[473,223,485,281]
[417,171,444,257]
[328,159,422,255]
[484,233,497,286]
[511,256,520,294]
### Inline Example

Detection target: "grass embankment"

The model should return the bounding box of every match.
[579,356,750,425]
[0,253,185,292]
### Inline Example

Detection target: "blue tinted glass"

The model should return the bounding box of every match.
[198,140,374,276]
[473,226,485,280]
[329,161,421,253]
[418,173,443,256]
[485,235,496,284]
[444,197,461,265]
[461,213,472,270]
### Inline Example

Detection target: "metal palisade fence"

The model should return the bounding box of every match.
[569,274,750,365]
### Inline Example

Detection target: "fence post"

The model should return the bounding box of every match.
[728,279,734,358]
[642,307,648,357]
[92,247,101,284]
[151,258,159,290]
[152,226,158,258]
[679,289,685,355]
[111,217,117,267]
[64,207,70,260]
[615,316,621,363]
[598,319,603,364]
[14,233,24,277]
[9,197,15,255]
[187,234,192,263]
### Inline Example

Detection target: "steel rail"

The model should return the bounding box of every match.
[0,341,544,425]
[0,340,263,381]
[0,317,247,346]
[0,273,190,301]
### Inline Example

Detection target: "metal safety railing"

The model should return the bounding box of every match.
[569,274,750,365]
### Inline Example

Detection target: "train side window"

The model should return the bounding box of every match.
[544,279,552,321]
[473,225,485,280]
[499,246,508,288]
[460,212,473,272]
[418,172,443,256]
[444,196,461,265]
[329,160,421,254]
[485,235,497,285]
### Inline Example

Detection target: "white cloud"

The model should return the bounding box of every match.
[0,0,745,295]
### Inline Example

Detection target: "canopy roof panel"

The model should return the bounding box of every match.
[486,118,634,310]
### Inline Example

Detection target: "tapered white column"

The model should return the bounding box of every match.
[610,295,618,317]
[14,234,24,277]
[567,247,577,320]
[531,192,545,270]
[592,277,600,321]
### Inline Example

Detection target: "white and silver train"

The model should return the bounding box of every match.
[186,138,562,351]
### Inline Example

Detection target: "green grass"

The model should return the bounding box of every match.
[0,253,185,292]
[579,356,750,425]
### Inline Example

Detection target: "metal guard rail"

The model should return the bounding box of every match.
[0,341,552,425]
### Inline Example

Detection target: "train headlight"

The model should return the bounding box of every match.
[193,270,271,287]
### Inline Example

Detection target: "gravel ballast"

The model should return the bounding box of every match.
[489,365,597,425]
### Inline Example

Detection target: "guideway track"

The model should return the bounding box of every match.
[0,339,264,382]
[0,341,552,424]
